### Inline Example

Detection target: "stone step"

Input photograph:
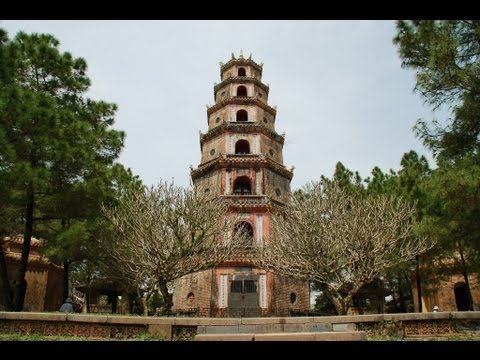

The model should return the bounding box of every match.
[195,331,366,341]
[197,322,356,334]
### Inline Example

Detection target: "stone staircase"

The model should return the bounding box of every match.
[194,320,366,341]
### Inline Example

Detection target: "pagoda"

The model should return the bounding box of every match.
[172,52,310,317]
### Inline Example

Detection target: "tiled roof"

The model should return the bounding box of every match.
[207,97,276,116]
[214,77,269,94]
[2,236,63,270]
[220,57,263,76]
[3,235,43,247]
[200,122,284,145]
[191,154,293,181]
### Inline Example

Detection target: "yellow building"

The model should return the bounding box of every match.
[2,236,63,311]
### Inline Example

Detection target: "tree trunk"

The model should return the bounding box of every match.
[323,285,348,315]
[397,274,406,312]
[457,239,474,311]
[111,292,117,314]
[13,185,35,311]
[63,260,70,302]
[83,286,90,313]
[0,244,13,311]
[141,296,148,316]
[134,287,148,316]
[415,255,423,312]
[343,282,365,315]
[159,281,173,315]
[378,278,385,314]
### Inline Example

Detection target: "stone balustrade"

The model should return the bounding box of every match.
[1,311,480,340]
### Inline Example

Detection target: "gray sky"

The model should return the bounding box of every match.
[1,20,438,189]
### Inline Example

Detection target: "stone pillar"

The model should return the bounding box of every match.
[219,274,228,308]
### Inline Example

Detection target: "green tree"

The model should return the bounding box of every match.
[364,166,397,196]
[322,162,364,194]
[394,21,480,310]
[0,29,124,310]
[394,20,480,161]
[417,160,480,310]
[41,164,142,302]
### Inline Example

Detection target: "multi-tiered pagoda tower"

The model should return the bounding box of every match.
[172,52,310,317]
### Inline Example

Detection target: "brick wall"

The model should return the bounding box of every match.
[172,269,213,316]
[272,274,310,316]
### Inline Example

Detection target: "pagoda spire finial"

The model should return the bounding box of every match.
[239,49,244,58]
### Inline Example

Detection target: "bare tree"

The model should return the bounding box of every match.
[101,180,243,315]
[260,181,434,315]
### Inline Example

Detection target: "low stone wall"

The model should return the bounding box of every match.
[1,311,480,340]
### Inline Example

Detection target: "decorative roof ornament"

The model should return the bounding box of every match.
[239,49,244,58]
[219,62,224,66]
[231,52,235,59]
[248,53,252,60]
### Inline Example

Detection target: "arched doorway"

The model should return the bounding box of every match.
[233,176,251,195]
[454,282,470,311]
[236,110,248,122]
[235,140,250,154]
[236,86,247,97]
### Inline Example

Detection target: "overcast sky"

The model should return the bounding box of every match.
[1,20,439,189]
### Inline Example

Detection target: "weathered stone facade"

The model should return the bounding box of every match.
[412,271,480,313]
[172,53,309,317]
[1,236,63,312]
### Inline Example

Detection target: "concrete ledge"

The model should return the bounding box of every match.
[240,317,284,325]
[173,317,239,326]
[4,312,67,321]
[66,314,108,323]
[195,331,366,341]
[332,323,356,332]
[449,311,480,320]
[196,333,255,341]
[106,315,154,325]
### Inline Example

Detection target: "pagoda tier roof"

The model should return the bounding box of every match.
[207,96,276,116]
[214,76,269,94]
[2,236,63,271]
[191,154,294,181]
[200,122,284,145]
[220,57,263,77]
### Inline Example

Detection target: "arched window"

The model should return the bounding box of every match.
[238,67,246,77]
[233,176,251,195]
[237,86,247,97]
[234,221,254,248]
[235,140,250,154]
[236,110,248,122]
[454,282,470,311]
